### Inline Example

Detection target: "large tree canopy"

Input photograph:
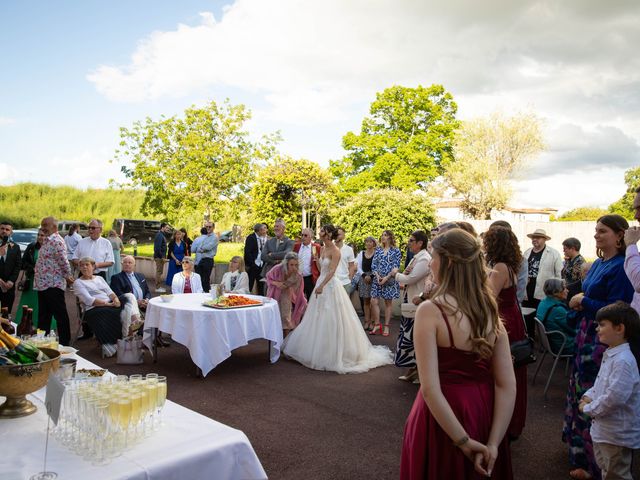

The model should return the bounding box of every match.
[114,99,278,222]
[332,189,436,249]
[250,157,334,234]
[444,111,544,219]
[330,85,459,196]
[609,166,640,219]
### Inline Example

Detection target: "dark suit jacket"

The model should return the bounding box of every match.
[110,271,151,300]
[261,236,294,277]
[244,233,260,269]
[293,241,321,283]
[0,242,22,283]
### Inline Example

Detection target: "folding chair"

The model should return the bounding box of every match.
[532,318,573,399]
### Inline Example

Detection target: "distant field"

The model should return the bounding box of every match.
[122,242,244,264]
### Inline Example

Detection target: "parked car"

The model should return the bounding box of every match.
[58,220,89,237]
[219,230,233,242]
[10,229,39,253]
[112,218,173,244]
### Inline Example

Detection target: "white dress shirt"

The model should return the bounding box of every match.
[255,235,267,267]
[298,243,312,277]
[624,244,640,314]
[73,237,115,273]
[583,342,640,449]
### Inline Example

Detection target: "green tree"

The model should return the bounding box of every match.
[444,111,544,219]
[556,206,608,221]
[330,85,459,196]
[250,157,334,234]
[609,166,640,218]
[332,189,436,249]
[114,99,279,223]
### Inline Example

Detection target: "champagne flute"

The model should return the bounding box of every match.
[155,376,167,427]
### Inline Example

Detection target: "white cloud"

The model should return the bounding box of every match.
[45,149,124,187]
[0,162,21,184]
[0,117,16,126]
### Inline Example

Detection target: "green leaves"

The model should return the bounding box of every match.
[331,85,459,197]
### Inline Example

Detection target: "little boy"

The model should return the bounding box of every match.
[579,301,640,480]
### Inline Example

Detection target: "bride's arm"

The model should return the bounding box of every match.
[314,249,341,294]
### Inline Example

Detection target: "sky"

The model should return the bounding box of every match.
[1,0,639,214]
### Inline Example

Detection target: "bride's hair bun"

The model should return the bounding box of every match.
[321,224,340,241]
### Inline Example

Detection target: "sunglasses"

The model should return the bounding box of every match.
[88,226,100,230]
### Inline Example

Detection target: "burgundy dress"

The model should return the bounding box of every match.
[400,307,513,480]
[497,283,527,439]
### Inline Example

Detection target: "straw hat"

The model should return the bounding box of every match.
[527,228,551,240]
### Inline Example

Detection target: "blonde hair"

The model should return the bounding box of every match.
[230,255,246,272]
[430,229,503,358]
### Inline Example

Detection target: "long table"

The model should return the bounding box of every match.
[0,356,267,480]
[142,293,283,377]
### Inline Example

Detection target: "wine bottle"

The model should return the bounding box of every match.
[17,305,32,337]
[0,329,49,363]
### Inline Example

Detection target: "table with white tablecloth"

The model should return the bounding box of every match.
[1,355,267,480]
[143,293,283,377]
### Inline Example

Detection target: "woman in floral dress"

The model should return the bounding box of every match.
[369,230,401,337]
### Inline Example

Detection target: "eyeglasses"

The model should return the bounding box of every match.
[205,226,213,229]
[408,239,416,243]
[88,226,100,230]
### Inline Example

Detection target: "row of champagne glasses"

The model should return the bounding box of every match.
[54,374,167,464]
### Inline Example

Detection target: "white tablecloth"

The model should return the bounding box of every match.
[143,293,283,377]
[1,356,267,480]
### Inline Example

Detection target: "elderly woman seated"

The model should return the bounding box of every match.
[266,252,307,337]
[74,256,142,357]
[536,278,576,354]
[171,256,203,294]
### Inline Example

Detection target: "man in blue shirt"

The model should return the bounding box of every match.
[196,221,218,293]
[153,223,170,292]
[191,227,208,277]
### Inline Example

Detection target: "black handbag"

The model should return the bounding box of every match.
[508,269,536,368]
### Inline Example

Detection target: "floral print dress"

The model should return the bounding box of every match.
[370,247,401,300]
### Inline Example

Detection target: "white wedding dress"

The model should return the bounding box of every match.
[282,257,393,373]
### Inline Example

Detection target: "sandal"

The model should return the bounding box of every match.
[382,324,390,337]
[128,320,144,336]
[569,469,593,480]
[369,324,382,335]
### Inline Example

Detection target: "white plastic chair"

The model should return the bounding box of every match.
[532,318,573,399]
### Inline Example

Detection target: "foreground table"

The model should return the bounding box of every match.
[143,293,283,377]
[0,356,267,480]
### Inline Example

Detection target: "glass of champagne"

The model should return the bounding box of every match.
[156,376,167,427]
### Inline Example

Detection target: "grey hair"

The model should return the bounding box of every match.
[543,278,565,297]
[254,223,266,233]
[274,218,286,227]
[78,256,96,266]
[280,251,299,275]
[364,236,377,246]
[181,256,195,264]
[89,218,103,227]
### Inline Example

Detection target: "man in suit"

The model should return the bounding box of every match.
[244,223,268,295]
[293,228,321,299]
[0,221,22,315]
[110,255,151,310]
[261,219,294,279]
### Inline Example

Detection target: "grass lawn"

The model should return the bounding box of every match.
[122,242,244,264]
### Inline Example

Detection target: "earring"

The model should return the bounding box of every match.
[616,239,623,248]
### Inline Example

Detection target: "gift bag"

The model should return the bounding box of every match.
[116,336,144,365]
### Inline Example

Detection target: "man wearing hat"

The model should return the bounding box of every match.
[522,228,563,311]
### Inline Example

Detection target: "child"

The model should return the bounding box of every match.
[579,301,640,480]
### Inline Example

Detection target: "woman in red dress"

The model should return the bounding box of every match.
[400,228,516,479]
[484,226,528,440]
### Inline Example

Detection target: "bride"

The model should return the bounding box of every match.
[282,224,393,373]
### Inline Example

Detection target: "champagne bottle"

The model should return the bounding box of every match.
[16,305,32,337]
[0,338,22,365]
[1,306,15,335]
[0,329,49,363]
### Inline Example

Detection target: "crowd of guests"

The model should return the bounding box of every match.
[3,202,640,479]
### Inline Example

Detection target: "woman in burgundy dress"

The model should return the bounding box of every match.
[400,228,516,479]
[484,226,528,440]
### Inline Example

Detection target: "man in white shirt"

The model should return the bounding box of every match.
[72,219,114,279]
[244,223,268,295]
[294,228,320,299]
[335,227,356,294]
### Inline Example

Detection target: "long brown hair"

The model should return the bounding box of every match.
[430,229,503,358]
[596,214,629,259]
[483,226,523,275]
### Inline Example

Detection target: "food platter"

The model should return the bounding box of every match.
[202,295,263,310]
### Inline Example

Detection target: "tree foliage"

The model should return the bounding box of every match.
[0,183,146,230]
[444,111,544,219]
[250,157,334,235]
[331,189,436,249]
[114,99,279,222]
[556,206,608,222]
[330,85,459,196]
[608,166,640,219]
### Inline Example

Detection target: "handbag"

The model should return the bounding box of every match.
[508,269,536,368]
[116,336,144,365]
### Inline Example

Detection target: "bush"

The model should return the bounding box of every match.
[331,189,436,249]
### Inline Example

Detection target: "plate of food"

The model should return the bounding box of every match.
[58,345,78,356]
[202,295,263,309]
[75,368,107,378]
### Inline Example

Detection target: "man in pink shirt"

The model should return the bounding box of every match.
[624,187,640,314]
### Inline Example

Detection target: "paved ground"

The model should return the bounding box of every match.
[63,288,639,480]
